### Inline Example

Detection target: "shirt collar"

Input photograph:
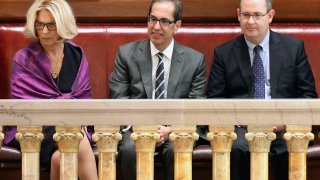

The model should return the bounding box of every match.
[245,30,270,52]
[150,39,174,60]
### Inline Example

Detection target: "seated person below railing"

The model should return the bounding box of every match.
[205,0,318,180]
[108,0,206,180]
[2,0,98,179]
[1,1,320,180]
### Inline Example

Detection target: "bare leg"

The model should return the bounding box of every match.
[50,128,98,180]
[78,128,98,180]
[50,150,60,180]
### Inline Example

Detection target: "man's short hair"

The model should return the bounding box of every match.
[239,0,273,11]
[148,0,183,21]
[24,0,78,40]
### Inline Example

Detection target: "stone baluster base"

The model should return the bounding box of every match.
[53,126,83,180]
[169,125,199,180]
[207,126,237,180]
[92,126,122,180]
[245,125,276,180]
[16,126,44,180]
[284,125,313,180]
[131,125,159,180]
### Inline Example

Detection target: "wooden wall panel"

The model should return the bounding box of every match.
[0,0,319,23]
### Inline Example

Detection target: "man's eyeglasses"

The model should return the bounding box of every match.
[147,15,176,27]
[35,21,57,31]
[240,11,269,21]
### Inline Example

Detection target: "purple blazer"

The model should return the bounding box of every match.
[4,41,92,144]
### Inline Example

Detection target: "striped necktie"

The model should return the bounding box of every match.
[252,45,265,99]
[155,52,165,99]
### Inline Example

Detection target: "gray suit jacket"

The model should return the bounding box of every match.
[109,39,206,99]
[109,39,207,140]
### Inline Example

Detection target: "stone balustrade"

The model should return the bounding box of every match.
[0,99,318,180]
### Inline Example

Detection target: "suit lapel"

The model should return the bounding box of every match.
[234,35,253,94]
[137,40,153,98]
[269,31,283,98]
[167,42,184,98]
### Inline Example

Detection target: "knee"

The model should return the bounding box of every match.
[51,151,60,168]
[120,140,136,159]
[162,142,174,159]
[231,140,249,157]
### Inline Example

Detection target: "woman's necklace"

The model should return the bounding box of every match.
[50,44,64,79]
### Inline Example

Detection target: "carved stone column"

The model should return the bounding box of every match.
[53,126,83,180]
[284,125,313,180]
[92,126,122,180]
[169,125,199,180]
[16,126,44,180]
[0,126,4,148]
[245,126,276,180]
[207,126,237,180]
[131,125,159,180]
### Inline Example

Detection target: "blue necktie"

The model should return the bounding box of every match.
[252,45,265,99]
[155,52,165,99]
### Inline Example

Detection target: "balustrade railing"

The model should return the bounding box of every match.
[0,99,318,180]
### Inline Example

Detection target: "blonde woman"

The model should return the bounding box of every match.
[3,0,98,179]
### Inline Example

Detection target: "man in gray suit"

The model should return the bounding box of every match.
[109,0,206,180]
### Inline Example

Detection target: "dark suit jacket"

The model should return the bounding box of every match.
[109,39,206,99]
[207,30,317,98]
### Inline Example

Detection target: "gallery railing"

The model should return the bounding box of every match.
[0,99,317,180]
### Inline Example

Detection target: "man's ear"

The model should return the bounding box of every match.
[174,20,182,33]
[237,8,241,22]
[268,9,275,24]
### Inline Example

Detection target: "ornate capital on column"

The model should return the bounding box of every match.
[16,126,44,153]
[284,126,314,153]
[207,131,237,152]
[53,126,83,153]
[208,126,237,152]
[131,132,160,152]
[245,132,276,152]
[0,133,3,144]
[169,125,199,152]
[245,125,276,153]
[169,132,199,152]
[92,132,122,153]
[0,126,4,146]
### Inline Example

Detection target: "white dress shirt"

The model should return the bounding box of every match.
[150,39,174,99]
[121,40,175,132]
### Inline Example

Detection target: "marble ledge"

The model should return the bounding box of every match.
[0,99,319,126]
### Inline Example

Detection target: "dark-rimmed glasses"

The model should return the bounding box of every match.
[240,11,269,21]
[147,15,176,27]
[35,21,57,31]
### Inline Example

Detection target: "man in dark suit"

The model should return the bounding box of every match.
[206,0,317,179]
[109,0,206,180]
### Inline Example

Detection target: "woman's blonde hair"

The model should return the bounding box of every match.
[24,0,78,40]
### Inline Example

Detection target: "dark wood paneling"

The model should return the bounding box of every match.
[0,0,319,23]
